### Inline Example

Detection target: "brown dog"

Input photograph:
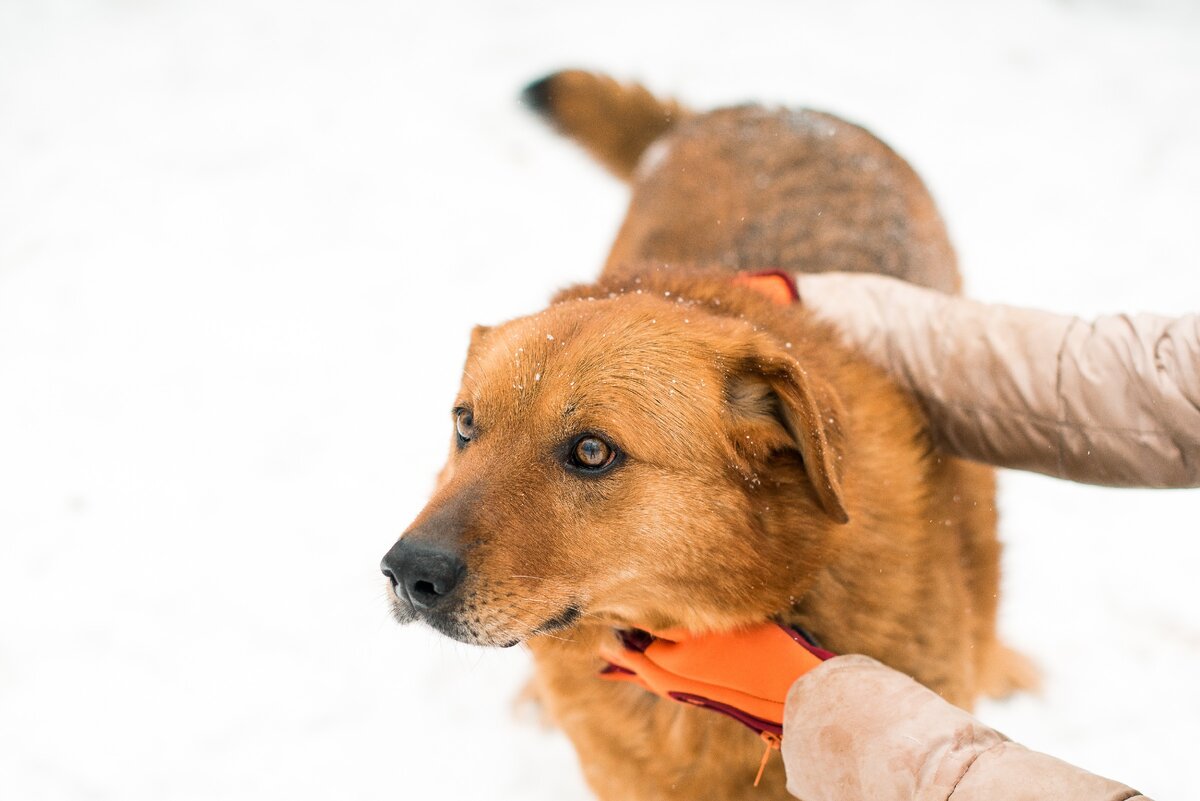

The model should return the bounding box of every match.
[381,70,1034,801]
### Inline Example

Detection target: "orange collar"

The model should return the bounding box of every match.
[732,270,799,306]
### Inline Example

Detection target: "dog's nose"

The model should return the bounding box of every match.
[380,540,466,610]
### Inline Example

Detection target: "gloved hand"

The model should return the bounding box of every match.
[597,623,833,739]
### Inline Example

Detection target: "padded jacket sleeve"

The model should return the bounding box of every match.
[782,655,1149,801]
[794,272,1200,488]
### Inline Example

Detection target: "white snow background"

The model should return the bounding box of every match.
[1,0,1198,798]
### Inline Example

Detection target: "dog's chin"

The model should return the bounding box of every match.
[387,596,581,649]
[427,614,524,648]
[385,599,522,647]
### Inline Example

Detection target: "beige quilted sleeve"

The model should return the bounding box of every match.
[782,655,1150,801]
[795,272,1200,488]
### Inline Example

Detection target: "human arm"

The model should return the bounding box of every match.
[794,272,1200,488]
[782,654,1149,801]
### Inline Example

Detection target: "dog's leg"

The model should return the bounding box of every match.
[951,459,1041,698]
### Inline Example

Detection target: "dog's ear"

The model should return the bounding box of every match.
[468,324,492,352]
[725,343,849,524]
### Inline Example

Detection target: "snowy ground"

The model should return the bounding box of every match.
[1,1,1198,798]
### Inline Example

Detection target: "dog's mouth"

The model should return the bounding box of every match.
[532,603,582,635]
[386,581,584,648]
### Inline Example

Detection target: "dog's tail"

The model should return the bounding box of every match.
[521,70,689,180]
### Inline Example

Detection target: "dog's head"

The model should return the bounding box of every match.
[382,277,850,646]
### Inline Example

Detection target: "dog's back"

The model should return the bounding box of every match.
[524,69,960,292]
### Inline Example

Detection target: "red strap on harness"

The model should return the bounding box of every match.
[732,270,800,306]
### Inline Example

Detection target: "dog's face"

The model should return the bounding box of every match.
[382,290,848,646]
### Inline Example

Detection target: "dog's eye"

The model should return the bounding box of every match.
[570,436,616,471]
[454,408,475,444]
